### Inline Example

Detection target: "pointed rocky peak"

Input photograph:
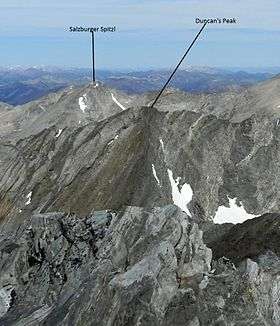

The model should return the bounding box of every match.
[0,83,138,143]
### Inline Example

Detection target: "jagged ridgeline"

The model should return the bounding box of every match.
[0,79,280,325]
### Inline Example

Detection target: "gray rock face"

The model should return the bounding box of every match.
[0,106,172,227]
[1,102,280,226]
[1,79,280,324]
[206,213,280,263]
[0,83,137,142]
[0,83,137,183]
[2,79,280,223]
[0,206,279,325]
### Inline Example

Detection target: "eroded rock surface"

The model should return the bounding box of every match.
[0,205,279,325]
[207,213,280,263]
[1,80,280,324]
[2,80,280,225]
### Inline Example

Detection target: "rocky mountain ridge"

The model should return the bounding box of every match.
[2,78,280,222]
[0,78,280,324]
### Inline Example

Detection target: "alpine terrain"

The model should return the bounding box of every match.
[0,77,280,325]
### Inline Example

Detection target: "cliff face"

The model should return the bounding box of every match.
[1,80,280,325]
[0,206,279,325]
[1,100,280,223]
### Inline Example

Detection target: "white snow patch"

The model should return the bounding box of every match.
[213,197,259,224]
[111,93,126,111]
[78,120,81,124]
[25,191,32,206]
[55,129,63,138]
[39,105,46,112]
[167,169,193,216]
[0,287,13,317]
[107,140,114,146]
[78,94,87,113]
[160,138,165,151]
[107,135,119,146]
[152,164,160,185]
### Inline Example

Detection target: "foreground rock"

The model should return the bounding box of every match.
[0,205,279,325]
[207,212,280,263]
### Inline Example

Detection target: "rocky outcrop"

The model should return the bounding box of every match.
[207,212,280,263]
[0,205,279,325]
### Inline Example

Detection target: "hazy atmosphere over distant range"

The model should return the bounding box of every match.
[0,0,280,69]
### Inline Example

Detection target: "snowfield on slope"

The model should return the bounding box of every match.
[168,169,193,216]
[79,94,87,113]
[214,197,259,224]
[111,93,126,111]
[152,164,160,185]
[55,129,63,138]
[25,191,32,206]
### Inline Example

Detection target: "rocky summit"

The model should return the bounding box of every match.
[0,78,280,325]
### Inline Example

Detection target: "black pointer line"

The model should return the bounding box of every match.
[91,31,95,83]
[150,22,207,108]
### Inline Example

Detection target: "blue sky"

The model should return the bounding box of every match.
[0,0,280,69]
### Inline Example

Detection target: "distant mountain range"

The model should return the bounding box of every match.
[0,66,276,105]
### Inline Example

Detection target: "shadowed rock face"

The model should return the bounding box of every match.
[0,106,172,223]
[207,213,280,263]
